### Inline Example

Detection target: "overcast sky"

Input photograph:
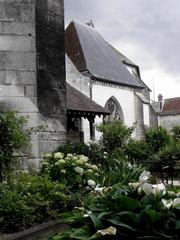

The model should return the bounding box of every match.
[65,0,180,101]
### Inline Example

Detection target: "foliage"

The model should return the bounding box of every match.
[0,174,69,233]
[97,120,134,153]
[56,141,90,157]
[49,181,180,240]
[125,140,152,162]
[56,142,106,168]
[171,125,180,142]
[41,152,100,192]
[98,161,144,187]
[145,126,171,154]
[157,142,180,169]
[0,111,30,181]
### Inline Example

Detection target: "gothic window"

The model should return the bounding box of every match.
[104,97,124,123]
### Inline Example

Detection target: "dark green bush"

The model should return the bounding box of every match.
[97,120,134,153]
[56,141,89,156]
[145,126,171,154]
[171,125,180,141]
[0,111,30,181]
[125,140,152,162]
[157,142,180,168]
[0,174,69,233]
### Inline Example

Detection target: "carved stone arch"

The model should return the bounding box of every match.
[104,96,124,123]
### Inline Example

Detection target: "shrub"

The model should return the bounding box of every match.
[0,111,30,181]
[171,125,180,142]
[0,174,69,233]
[97,120,134,153]
[157,142,180,169]
[56,141,89,156]
[99,161,144,187]
[49,182,180,240]
[145,126,171,154]
[125,140,152,162]
[56,141,106,167]
[41,152,100,192]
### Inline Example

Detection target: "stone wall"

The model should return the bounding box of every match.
[134,94,145,139]
[0,0,66,163]
[36,0,66,155]
[159,114,180,132]
[0,0,39,161]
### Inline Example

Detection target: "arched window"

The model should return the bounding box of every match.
[104,96,124,123]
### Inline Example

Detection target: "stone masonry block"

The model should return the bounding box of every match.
[0,3,21,21]
[2,22,35,36]
[0,22,3,33]
[0,70,5,84]
[0,84,24,97]
[19,70,36,85]
[25,85,37,97]
[0,96,38,112]
[0,35,35,52]
[0,2,35,22]
[5,70,17,84]
[21,3,35,22]
[0,52,36,70]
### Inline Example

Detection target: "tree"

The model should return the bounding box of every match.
[0,111,30,181]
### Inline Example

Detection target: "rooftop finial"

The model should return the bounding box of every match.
[86,20,94,28]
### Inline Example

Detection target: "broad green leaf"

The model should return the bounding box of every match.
[70,227,93,240]
[89,213,103,229]
[107,218,137,231]
[145,209,162,223]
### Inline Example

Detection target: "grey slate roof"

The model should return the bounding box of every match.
[69,20,143,88]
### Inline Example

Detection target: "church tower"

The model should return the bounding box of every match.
[0,0,66,163]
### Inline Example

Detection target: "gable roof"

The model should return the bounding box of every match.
[67,83,109,116]
[161,97,180,115]
[66,20,144,89]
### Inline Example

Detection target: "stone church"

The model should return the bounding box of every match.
[0,0,157,162]
[65,20,157,142]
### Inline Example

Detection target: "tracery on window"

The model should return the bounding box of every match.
[104,97,124,123]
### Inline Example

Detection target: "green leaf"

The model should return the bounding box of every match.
[90,213,103,229]
[70,227,94,240]
[145,209,162,223]
[107,217,137,231]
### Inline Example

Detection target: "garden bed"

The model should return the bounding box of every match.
[0,220,68,240]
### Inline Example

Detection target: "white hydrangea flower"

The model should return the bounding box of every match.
[44,153,52,158]
[58,159,66,164]
[87,179,96,188]
[85,163,91,168]
[86,169,93,174]
[79,155,89,162]
[60,169,66,174]
[74,167,84,175]
[42,161,48,166]
[76,159,84,165]
[67,153,73,157]
[54,152,64,160]
[91,165,98,171]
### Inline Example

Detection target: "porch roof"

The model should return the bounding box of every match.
[67,83,109,117]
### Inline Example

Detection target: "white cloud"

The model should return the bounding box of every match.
[65,0,180,98]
